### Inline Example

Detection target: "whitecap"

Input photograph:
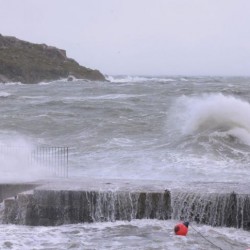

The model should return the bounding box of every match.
[106,75,176,83]
[168,93,250,139]
[0,91,11,97]
[4,82,24,86]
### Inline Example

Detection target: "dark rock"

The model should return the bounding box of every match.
[0,34,106,83]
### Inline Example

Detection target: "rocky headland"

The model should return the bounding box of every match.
[0,34,106,83]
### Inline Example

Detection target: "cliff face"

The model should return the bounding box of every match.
[0,34,106,83]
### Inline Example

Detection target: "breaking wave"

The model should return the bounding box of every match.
[167,93,250,159]
[106,75,176,83]
[0,91,11,98]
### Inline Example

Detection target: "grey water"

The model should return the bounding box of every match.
[1,75,250,249]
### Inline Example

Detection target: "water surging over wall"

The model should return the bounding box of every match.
[2,181,250,231]
[171,191,250,230]
[3,189,171,226]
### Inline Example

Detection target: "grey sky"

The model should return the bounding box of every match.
[0,0,250,76]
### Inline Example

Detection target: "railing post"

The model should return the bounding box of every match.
[0,146,69,178]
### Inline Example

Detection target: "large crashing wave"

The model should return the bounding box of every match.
[167,94,250,162]
[169,93,250,144]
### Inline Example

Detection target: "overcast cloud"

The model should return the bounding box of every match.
[0,0,250,76]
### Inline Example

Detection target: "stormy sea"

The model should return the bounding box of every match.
[0,75,250,249]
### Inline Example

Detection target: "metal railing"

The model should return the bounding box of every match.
[0,146,69,178]
[31,147,69,178]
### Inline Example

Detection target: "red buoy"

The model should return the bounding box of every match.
[174,222,189,236]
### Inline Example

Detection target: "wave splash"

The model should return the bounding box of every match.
[0,135,51,182]
[169,93,250,144]
[167,94,250,163]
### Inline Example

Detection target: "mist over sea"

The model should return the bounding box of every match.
[1,75,250,249]
[1,75,250,182]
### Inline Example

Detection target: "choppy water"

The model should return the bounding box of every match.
[1,220,250,250]
[1,75,250,249]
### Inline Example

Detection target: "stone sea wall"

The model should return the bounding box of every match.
[0,183,39,202]
[2,189,171,226]
[171,191,250,230]
[1,180,250,231]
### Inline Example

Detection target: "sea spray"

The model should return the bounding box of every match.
[0,135,51,182]
[168,93,250,137]
[166,93,250,160]
[1,77,250,249]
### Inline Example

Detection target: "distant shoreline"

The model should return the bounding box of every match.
[0,34,106,84]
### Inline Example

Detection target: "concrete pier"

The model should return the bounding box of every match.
[1,179,250,230]
[0,182,40,202]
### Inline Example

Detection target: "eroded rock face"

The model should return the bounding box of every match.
[0,34,106,83]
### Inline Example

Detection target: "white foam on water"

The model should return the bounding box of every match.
[0,220,249,250]
[0,78,250,249]
[4,82,24,86]
[107,75,176,83]
[83,93,144,100]
[212,127,250,146]
[38,78,70,85]
[0,91,11,97]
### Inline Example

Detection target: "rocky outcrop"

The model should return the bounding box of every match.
[0,34,106,83]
